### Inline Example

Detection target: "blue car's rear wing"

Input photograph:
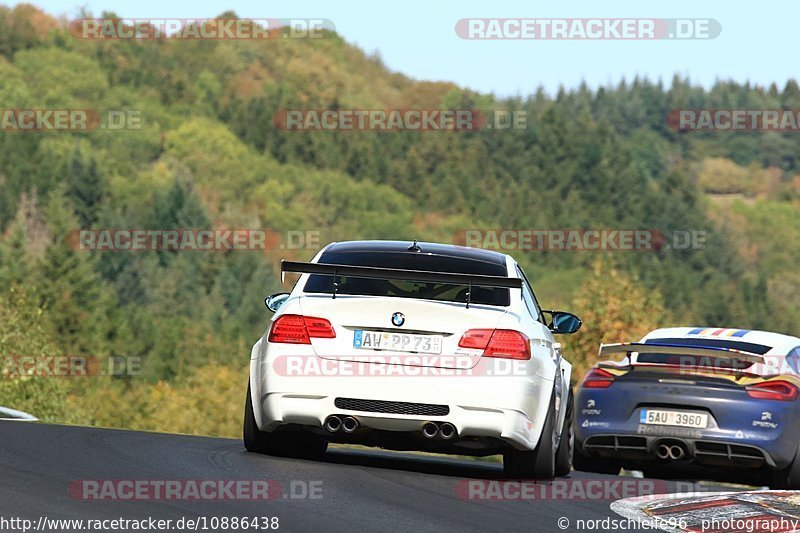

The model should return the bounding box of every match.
[599,342,765,366]
[281,260,522,306]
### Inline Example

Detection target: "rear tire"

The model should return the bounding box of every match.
[243,384,277,454]
[554,388,574,477]
[770,443,800,489]
[243,383,327,458]
[504,390,557,479]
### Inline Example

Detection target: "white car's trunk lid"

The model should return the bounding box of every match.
[298,294,508,369]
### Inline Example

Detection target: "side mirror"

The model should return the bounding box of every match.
[265,292,290,313]
[544,310,582,335]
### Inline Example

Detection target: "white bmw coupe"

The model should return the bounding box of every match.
[244,240,581,478]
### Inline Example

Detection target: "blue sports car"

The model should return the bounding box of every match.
[573,327,800,488]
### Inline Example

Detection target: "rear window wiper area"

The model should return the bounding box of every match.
[284,258,520,307]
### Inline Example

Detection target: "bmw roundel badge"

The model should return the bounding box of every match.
[391,312,405,327]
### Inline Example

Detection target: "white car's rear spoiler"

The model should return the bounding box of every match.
[599,342,765,365]
[282,260,522,307]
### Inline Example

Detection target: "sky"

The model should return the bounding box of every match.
[13,0,798,97]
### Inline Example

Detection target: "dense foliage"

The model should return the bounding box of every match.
[0,5,797,435]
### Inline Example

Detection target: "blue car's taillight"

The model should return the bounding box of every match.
[581,367,615,388]
[746,380,799,401]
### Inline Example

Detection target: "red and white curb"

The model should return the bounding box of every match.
[611,491,800,532]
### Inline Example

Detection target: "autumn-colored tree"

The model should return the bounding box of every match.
[562,259,670,381]
[0,285,75,422]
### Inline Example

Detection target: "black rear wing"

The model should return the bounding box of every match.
[281,261,522,288]
[599,342,765,366]
[281,260,522,305]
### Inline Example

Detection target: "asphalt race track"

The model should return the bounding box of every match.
[0,422,743,532]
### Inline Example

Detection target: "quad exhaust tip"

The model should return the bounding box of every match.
[324,415,342,433]
[422,422,457,440]
[342,416,359,433]
[422,422,439,439]
[439,422,457,440]
[324,414,359,433]
[327,417,454,438]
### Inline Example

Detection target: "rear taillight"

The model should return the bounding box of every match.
[746,380,799,401]
[268,314,336,344]
[303,316,337,338]
[458,329,494,350]
[581,367,616,388]
[458,329,530,360]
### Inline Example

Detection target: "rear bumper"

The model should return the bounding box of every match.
[577,432,780,469]
[250,339,555,452]
[574,382,800,470]
[260,391,539,453]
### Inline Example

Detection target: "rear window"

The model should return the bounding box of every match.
[302,251,510,306]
